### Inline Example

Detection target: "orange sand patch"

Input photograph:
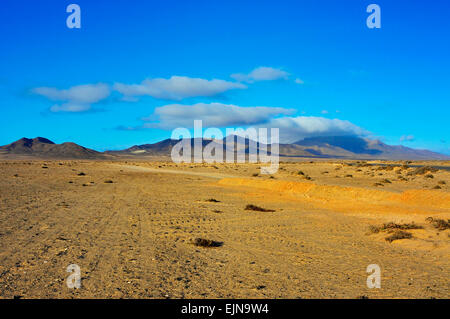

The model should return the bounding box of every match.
[218,178,450,216]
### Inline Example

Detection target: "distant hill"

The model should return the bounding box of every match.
[0,137,106,159]
[108,135,449,160]
[1,135,448,160]
[107,139,202,156]
[287,136,448,160]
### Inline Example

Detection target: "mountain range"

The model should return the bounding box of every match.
[0,136,448,160]
[0,137,106,159]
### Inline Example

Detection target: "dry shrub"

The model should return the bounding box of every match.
[373,182,384,187]
[356,162,371,168]
[193,238,223,247]
[426,217,450,231]
[437,180,446,185]
[77,172,86,176]
[385,230,413,243]
[104,180,114,183]
[381,179,392,184]
[206,198,220,203]
[368,225,381,234]
[245,204,275,212]
[407,166,439,176]
[377,165,395,171]
[425,174,434,179]
[382,222,423,231]
[369,222,423,234]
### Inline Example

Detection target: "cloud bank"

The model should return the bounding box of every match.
[33,68,300,113]
[114,76,246,101]
[33,83,110,113]
[132,102,367,143]
[266,116,368,143]
[400,135,415,142]
[231,67,290,83]
[142,102,294,129]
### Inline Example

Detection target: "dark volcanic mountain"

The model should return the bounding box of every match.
[287,136,448,160]
[108,135,449,160]
[0,137,105,159]
[107,137,270,157]
[106,138,215,156]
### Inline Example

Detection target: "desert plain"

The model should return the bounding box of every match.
[0,159,449,298]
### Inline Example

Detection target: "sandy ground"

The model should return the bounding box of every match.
[0,160,449,299]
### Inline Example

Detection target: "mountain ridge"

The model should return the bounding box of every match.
[0,137,106,159]
[0,136,448,160]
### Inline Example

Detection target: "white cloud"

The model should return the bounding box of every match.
[265,116,368,143]
[133,103,366,144]
[113,76,246,101]
[400,135,415,142]
[141,102,294,129]
[33,83,110,113]
[295,78,304,84]
[231,67,290,83]
[320,110,329,114]
[49,103,92,113]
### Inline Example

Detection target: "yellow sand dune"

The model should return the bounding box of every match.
[218,178,450,215]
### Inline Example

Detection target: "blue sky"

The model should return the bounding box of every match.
[1,0,449,153]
